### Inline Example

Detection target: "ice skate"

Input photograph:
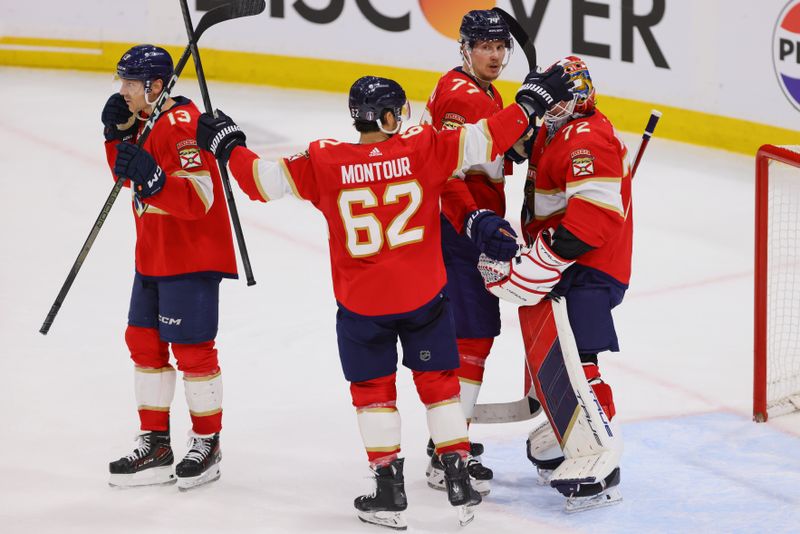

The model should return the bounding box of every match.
[108,430,175,487]
[426,441,492,496]
[554,467,622,513]
[175,432,221,491]
[440,452,481,526]
[354,458,408,531]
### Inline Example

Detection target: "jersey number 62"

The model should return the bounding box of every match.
[338,180,424,258]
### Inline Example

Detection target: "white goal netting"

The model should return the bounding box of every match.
[763,145,800,418]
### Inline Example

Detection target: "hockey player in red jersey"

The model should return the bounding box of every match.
[102,45,237,491]
[419,9,531,493]
[480,56,630,511]
[196,71,572,527]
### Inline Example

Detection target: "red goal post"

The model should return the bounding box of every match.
[754,144,800,422]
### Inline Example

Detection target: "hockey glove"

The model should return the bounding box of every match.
[197,110,246,164]
[516,65,574,120]
[114,143,165,198]
[505,124,536,164]
[102,93,138,142]
[465,209,519,261]
[477,229,575,306]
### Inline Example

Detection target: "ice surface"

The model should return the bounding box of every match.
[1,67,798,533]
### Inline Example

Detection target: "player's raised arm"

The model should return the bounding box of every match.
[447,64,574,176]
[196,110,304,203]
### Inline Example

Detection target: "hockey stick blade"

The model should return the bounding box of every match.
[491,7,537,70]
[38,1,263,336]
[472,388,542,424]
[195,0,265,41]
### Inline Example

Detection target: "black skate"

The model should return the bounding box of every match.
[108,430,175,487]
[354,458,408,530]
[175,432,221,491]
[426,441,492,496]
[440,452,482,526]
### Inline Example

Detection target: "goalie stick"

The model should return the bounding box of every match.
[471,110,662,424]
[39,0,265,336]
[631,109,661,179]
[179,0,262,288]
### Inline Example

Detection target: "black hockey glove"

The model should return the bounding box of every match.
[101,93,138,142]
[114,143,165,198]
[465,209,519,261]
[197,110,246,164]
[516,65,574,120]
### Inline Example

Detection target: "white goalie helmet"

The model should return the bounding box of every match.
[477,248,562,306]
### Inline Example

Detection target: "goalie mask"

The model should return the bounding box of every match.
[543,56,596,129]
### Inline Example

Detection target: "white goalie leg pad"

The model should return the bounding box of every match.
[458,380,481,422]
[134,365,176,412]
[548,299,623,493]
[183,371,223,417]
[356,406,401,459]
[426,397,469,450]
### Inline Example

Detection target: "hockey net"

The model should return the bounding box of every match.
[754,144,800,421]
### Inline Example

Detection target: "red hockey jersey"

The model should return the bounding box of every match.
[227,104,529,316]
[105,97,237,279]
[523,110,632,285]
[421,68,512,232]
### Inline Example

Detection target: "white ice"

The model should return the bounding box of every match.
[1,67,799,534]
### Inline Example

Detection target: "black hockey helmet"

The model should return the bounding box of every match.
[348,76,408,122]
[459,10,511,47]
[116,44,174,92]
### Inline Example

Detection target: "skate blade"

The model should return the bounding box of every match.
[357,510,407,530]
[177,465,221,492]
[457,504,476,527]
[108,466,176,488]
[564,487,622,513]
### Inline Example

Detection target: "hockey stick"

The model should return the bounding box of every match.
[472,110,662,424]
[491,7,537,70]
[179,0,262,287]
[39,1,264,335]
[631,109,661,178]
[472,7,541,425]
[472,385,541,424]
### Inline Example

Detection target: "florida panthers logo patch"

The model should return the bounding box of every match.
[570,149,595,177]
[441,112,466,130]
[177,139,202,169]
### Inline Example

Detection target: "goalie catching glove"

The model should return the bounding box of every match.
[477,228,574,305]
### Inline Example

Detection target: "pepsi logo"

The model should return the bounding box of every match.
[774,0,800,111]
